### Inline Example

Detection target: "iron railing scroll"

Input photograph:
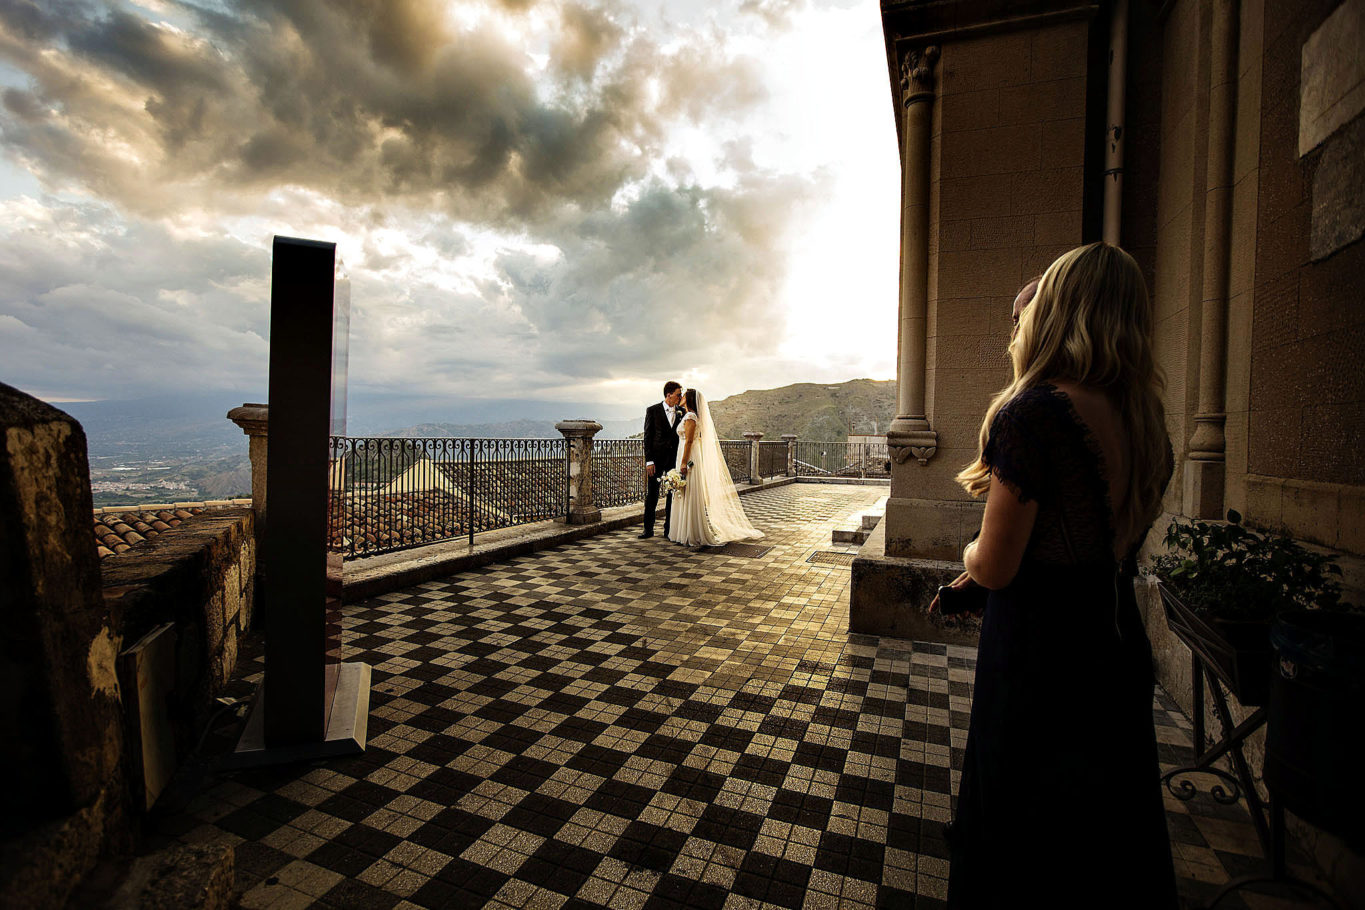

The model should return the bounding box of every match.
[329,433,803,560]
[794,441,892,479]
[759,441,785,479]
[592,439,647,509]
[328,436,567,558]
[721,440,750,482]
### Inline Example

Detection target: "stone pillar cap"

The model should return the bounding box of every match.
[781,434,798,440]
[555,419,603,436]
[743,431,764,440]
[228,403,269,433]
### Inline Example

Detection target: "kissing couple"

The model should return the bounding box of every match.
[640,381,763,548]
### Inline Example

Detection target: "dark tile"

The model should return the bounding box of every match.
[319,878,401,910]
[308,841,378,877]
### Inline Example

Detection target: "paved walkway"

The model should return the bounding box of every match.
[166,484,1297,909]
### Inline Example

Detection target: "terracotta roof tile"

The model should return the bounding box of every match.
[91,499,250,559]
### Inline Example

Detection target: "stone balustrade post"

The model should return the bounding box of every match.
[227,403,269,550]
[743,432,763,485]
[556,420,603,524]
[782,434,798,477]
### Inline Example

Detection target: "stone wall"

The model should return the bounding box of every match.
[1240,0,1365,547]
[102,507,255,776]
[1142,0,1365,898]
[0,382,250,908]
[889,18,1093,560]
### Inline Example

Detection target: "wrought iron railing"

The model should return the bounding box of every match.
[592,439,647,509]
[326,434,803,559]
[759,440,787,477]
[721,440,750,482]
[328,436,568,558]
[794,441,891,479]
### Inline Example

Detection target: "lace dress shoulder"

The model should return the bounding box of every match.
[980,385,1062,504]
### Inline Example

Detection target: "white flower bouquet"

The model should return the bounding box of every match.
[660,468,687,496]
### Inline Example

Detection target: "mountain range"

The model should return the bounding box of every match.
[41,378,894,506]
[708,379,895,442]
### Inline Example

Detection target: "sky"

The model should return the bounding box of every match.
[0,0,900,419]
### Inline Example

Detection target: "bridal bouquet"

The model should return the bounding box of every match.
[661,468,687,496]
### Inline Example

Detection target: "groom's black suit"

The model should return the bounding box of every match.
[642,402,682,537]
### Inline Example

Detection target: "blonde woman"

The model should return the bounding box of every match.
[943,243,1178,908]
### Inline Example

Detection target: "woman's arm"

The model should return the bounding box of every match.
[680,420,696,475]
[963,471,1039,589]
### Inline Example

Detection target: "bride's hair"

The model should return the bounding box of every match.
[683,389,699,414]
[955,242,1168,549]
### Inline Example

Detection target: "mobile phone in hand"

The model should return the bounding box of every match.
[936,583,988,616]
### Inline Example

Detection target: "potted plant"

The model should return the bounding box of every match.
[1152,509,1345,707]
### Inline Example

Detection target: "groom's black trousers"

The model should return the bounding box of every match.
[643,472,672,537]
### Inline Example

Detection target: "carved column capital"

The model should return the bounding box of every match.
[900,45,940,105]
[887,426,939,466]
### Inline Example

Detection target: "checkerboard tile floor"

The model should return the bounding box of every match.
[162,484,1313,909]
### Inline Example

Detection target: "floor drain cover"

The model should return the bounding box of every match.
[714,542,773,558]
[807,551,856,567]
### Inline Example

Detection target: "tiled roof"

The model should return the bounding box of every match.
[93,499,251,558]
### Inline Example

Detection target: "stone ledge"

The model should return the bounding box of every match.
[105,842,234,910]
[102,509,255,646]
[849,521,982,644]
[0,786,116,910]
[795,476,892,486]
[342,477,797,601]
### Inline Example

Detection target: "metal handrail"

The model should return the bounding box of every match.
[327,434,802,558]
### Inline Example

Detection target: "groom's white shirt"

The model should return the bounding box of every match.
[646,399,678,468]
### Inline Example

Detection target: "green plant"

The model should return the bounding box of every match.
[1154,510,1347,622]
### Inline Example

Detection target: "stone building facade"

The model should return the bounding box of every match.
[858,0,1365,894]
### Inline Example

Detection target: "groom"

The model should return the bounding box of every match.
[641,380,683,538]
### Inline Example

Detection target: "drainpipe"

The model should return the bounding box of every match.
[1186,0,1239,518]
[1103,0,1129,244]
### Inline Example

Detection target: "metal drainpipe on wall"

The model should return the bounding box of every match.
[1103,0,1129,245]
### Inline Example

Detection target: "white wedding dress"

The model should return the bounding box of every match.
[667,391,763,547]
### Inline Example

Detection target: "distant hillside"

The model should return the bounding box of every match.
[382,417,643,440]
[709,379,895,442]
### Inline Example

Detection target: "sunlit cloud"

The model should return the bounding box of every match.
[0,0,898,417]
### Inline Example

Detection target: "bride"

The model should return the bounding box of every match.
[668,388,764,547]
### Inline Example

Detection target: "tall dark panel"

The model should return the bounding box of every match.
[264,236,337,745]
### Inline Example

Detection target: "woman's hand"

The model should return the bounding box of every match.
[680,464,689,477]
[927,570,973,614]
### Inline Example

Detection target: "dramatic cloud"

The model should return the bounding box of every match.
[0,0,899,411]
[0,0,768,220]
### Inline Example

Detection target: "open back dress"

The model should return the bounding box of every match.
[946,383,1179,909]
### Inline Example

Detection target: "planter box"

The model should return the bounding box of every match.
[1267,610,1365,847]
[1158,583,1273,707]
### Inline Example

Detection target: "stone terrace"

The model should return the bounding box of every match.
[162,484,1298,909]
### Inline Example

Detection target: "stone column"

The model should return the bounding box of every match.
[886,45,941,469]
[1186,0,1239,519]
[227,403,269,549]
[782,434,798,476]
[744,432,763,484]
[557,420,603,524]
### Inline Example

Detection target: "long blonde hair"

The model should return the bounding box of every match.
[955,242,1168,548]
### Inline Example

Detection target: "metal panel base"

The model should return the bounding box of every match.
[222,662,371,769]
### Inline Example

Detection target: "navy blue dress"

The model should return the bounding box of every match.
[946,385,1178,909]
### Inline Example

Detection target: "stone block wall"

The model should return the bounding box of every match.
[1242,0,1365,533]
[886,19,1093,561]
[102,507,255,757]
[1,382,251,907]
[1,383,126,908]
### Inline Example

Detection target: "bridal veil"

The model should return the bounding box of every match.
[691,391,763,543]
